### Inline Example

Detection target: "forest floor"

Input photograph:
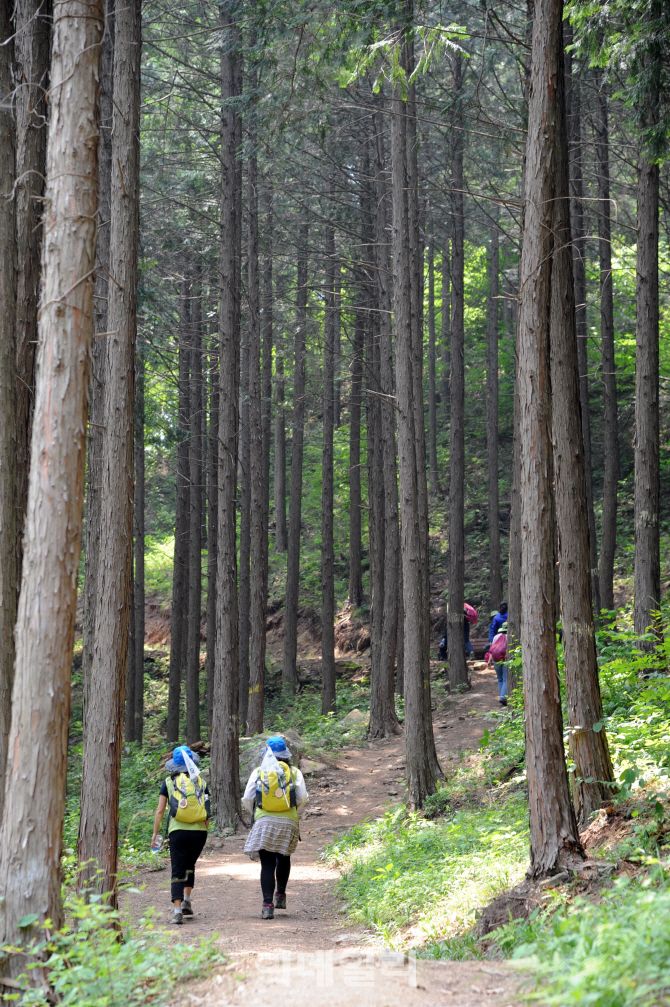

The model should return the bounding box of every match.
[121,661,528,1007]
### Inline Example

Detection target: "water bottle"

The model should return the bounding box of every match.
[151,836,163,854]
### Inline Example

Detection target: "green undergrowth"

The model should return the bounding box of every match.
[264,671,374,751]
[1,897,224,1007]
[506,866,670,1007]
[325,789,530,950]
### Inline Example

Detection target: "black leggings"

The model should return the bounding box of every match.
[258,849,291,904]
[169,829,207,901]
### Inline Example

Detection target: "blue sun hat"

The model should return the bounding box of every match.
[165,745,201,774]
[266,735,292,760]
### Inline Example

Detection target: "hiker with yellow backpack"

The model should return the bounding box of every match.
[150,746,210,924]
[242,735,309,919]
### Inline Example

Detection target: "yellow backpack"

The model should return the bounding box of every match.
[255,761,297,813]
[168,773,208,824]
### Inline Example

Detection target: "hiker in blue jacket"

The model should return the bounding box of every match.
[488,603,508,643]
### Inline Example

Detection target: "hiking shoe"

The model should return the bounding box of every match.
[274,894,287,910]
[261,904,274,920]
[499,697,508,706]
[181,900,193,916]
[172,911,184,925]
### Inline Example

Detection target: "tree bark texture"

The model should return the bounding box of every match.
[14,0,51,556]
[427,236,439,496]
[391,67,435,808]
[634,148,660,643]
[448,54,468,690]
[186,284,203,744]
[369,107,400,738]
[440,244,450,424]
[259,184,273,714]
[282,223,308,693]
[549,46,614,825]
[82,1,112,723]
[167,285,191,742]
[238,312,251,728]
[506,377,521,696]
[206,343,219,728]
[133,352,145,743]
[321,225,336,716]
[348,304,364,609]
[0,0,104,951]
[78,0,140,901]
[518,0,584,876]
[0,0,17,821]
[211,5,242,829]
[406,74,440,781]
[594,73,618,612]
[248,146,267,735]
[565,37,600,618]
[487,226,502,610]
[274,299,288,553]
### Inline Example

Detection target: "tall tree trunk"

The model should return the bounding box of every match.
[206,342,219,729]
[282,223,309,694]
[487,226,502,610]
[14,0,51,556]
[0,0,17,820]
[565,36,600,618]
[167,285,191,742]
[248,144,267,735]
[321,225,337,716]
[211,5,242,828]
[260,185,273,705]
[78,0,140,900]
[274,326,288,553]
[82,1,112,727]
[334,270,342,429]
[634,146,660,645]
[595,71,618,613]
[348,302,364,608]
[550,36,614,826]
[186,283,203,744]
[369,104,400,738]
[506,378,521,696]
[134,352,145,744]
[406,72,440,781]
[448,54,468,690]
[0,0,104,951]
[391,54,435,807]
[440,244,450,424]
[518,0,584,877]
[238,315,251,728]
[427,235,439,496]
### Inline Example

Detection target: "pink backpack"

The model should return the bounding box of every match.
[464,603,478,625]
[489,632,507,663]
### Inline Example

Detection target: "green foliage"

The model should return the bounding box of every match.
[1,897,224,1006]
[324,794,529,948]
[506,871,670,1007]
[265,676,371,750]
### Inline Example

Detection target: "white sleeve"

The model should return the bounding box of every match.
[241,769,258,814]
[294,768,309,810]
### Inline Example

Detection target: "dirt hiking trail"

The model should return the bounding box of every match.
[122,663,527,1006]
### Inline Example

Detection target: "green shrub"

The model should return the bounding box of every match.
[506,872,670,1007]
[1,896,224,1006]
[325,794,529,948]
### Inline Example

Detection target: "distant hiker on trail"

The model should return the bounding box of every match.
[488,602,508,642]
[242,735,309,920]
[151,745,210,925]
[485,622,508,707]
[439,603,478,660]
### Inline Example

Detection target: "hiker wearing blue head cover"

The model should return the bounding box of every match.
[242,735,309,919]
[151,745,210,924]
